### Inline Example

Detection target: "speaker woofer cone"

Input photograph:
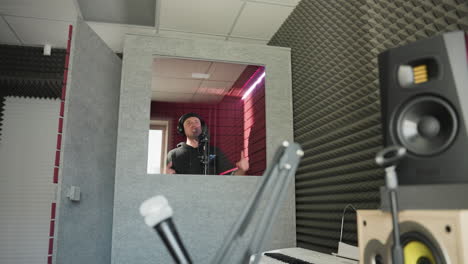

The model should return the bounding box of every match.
[395,96,457,156]
[363,239,386,264]
[401,231,444,264]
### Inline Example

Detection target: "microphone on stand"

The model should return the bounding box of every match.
[198,131,209,143]
[197,130,210,175]
[140,196,193,264]
[375,146,407,264]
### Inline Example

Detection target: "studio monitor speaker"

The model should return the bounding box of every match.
[357,210,468,264]
[378,31,468,185]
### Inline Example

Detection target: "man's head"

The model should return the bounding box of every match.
[177,113,206,139]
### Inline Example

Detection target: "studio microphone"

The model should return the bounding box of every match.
[198,131,209,143]
[140,196,193,264]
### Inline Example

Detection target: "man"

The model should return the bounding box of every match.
[165,113,249,175]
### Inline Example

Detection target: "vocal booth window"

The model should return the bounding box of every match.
[148,57,266,176]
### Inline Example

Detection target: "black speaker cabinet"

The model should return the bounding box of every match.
[378,31,468,185]
[357,210,468,264]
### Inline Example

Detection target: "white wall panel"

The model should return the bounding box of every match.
[0,96,60,264]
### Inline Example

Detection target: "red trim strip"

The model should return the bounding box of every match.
[59,101,65,117]
[54,151,60,167]
[56,134,62,150]
[51,203,56,219]
[46,24,73,264]
[48,238,54,255]
[58,118,63,133]
[62,68,68,85]
[53,168,59,183]
[61,84,67,101]
[49,220,55,236]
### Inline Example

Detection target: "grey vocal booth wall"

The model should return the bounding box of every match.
[268,0,468,254]
[55,20,121,264]
[112,35,294,263]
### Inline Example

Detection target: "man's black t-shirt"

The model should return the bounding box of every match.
[167,142,234,175]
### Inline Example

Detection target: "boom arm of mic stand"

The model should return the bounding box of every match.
[210,142,303,264]
[209,143,286,263]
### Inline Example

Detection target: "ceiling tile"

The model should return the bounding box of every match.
[191,94,223,103]
[77,0,155,26]
[159,0,244,35]
[152,77,201,93]
[230,2,294,40]
[151,91,193,102]
[87,22,155,52]
[153,58,212,79]
[0,17,21,45]
[227,37,268,45]
[208,62,247,82]
[198,80,232,95]
[5,16,70,48]
[0,0,77,21]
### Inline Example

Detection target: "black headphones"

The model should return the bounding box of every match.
[177,112,208,136]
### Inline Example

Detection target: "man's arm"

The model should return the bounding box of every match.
[215,148,250,175]
[165,162,176,174]
[165,151,176,174]
[234,151,249,175]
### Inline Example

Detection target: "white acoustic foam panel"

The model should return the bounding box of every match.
[0,96,60,264]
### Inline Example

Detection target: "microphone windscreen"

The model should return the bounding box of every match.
[140,195,173,227]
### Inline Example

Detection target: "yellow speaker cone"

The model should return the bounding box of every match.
[404,241,436,264]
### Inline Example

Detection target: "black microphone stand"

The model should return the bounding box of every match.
[198,133,210,175]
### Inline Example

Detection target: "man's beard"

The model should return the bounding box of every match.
[187,128,202,140]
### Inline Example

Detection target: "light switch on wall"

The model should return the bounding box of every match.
[67,186,81,202]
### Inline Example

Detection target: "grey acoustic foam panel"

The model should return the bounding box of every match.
[0,44,66,139]
[268,0,468,254]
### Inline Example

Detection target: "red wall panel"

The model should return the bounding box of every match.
[243,68,266,176]
[150,97,243,167]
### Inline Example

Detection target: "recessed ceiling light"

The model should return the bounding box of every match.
[192,73,211,79]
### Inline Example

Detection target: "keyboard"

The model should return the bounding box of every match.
[264,252,314,264]
[253,248,358,264]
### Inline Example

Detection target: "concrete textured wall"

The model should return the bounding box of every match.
[112,35,294,263]
[55,20,122,264]
[113,174,296,263]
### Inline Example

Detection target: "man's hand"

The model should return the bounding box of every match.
[165,162,176,174]
[234,151,249,175]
